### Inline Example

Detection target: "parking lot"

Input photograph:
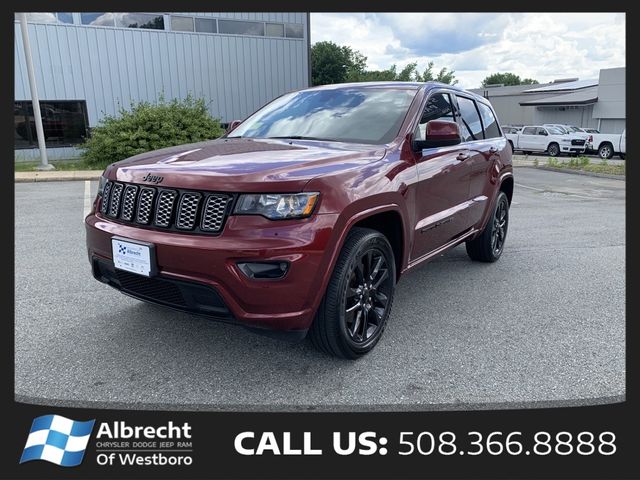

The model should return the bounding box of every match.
[15,168,625,411]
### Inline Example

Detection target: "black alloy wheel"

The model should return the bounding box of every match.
[344,248,392,344]
[309,227,396,358]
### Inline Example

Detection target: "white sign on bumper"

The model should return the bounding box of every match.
[111,238,153,277]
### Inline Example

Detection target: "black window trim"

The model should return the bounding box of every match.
[454,93,485,143]
[475,98,503,139]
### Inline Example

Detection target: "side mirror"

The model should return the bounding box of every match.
[226,120,242,134]
[539,131,548,136]
[413,120,462,150]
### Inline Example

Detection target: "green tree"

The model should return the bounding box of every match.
[481,72,539,87]
[311,41,367,85]
[311,42,458,85]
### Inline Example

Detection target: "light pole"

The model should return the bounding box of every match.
[18,13,54,171]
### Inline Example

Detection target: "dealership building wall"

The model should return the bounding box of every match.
[470,67,625,134]
[14,12,310,160]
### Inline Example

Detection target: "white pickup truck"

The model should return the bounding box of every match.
[589,130,626,159]
[505,125,587,156]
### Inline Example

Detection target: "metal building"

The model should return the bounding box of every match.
[14,12,310,160]
[470,67,625,134]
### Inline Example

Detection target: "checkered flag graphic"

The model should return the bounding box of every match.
[20,415,95,467]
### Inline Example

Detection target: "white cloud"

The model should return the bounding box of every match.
[310,12,625,88]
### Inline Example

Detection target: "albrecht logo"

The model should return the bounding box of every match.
[20,415,95,467]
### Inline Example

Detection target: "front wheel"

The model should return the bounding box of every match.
[547,142,560,157]
[309,227,396,359]
[466,191,509,262]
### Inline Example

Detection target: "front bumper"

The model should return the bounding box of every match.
[85,211,339,332]
[560,145,587,153]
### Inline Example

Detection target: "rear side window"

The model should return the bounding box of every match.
[477,102,501,138]
[415,92,455,141]
[522,127,536,135]
[456,96,483,142]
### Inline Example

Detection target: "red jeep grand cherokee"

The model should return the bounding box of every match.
[85,82,513,358]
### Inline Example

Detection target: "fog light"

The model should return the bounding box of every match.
[237,261,289,279]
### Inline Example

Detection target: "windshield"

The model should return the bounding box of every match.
[228,87,418,145]
[547,127,564,135]
[568,126,582,132]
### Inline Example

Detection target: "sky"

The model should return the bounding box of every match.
[310,13,626,89]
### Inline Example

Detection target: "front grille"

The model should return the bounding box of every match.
[571,139,586,146]
[92,258,232,319]
[100,181,232,235]
[176,193,202,230]
[116,269,187,306]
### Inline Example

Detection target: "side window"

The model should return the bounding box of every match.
[415,92,455,141]
[456,96,483,142]
[522,127,536,135]
[537,127,548,136]
[477,102,501,138]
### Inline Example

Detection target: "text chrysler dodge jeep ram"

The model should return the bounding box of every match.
[85,82,514,358]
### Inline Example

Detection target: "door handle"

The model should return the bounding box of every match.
[456,152,470,161]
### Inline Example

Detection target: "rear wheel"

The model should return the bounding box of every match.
[309,228,396,359]
[599,143,614,159]
[466,192,509,263]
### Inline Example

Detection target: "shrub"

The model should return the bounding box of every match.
[81,95,224,168]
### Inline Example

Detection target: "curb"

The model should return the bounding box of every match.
[15,171,102,183]
[521,165,625,181]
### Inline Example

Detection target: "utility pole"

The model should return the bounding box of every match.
[18,13,54,170]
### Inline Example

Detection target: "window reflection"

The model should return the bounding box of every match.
[229,88,418,145]
[14,101,89,148]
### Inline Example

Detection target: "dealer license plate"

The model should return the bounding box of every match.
[111,238,154,277]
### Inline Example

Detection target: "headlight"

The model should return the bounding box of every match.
[97,175,107,196]
[234,193,319,220]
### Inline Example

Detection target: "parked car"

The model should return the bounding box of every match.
[85,82,513,358]
[505,125,587,156]
[501,125,522,134]
[590,129,626,159]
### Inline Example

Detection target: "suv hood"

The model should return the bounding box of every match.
[108,138,386,192]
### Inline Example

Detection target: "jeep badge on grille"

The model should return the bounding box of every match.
[142,173,164,184]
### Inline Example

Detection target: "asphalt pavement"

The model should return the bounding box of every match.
[14,168,625,411]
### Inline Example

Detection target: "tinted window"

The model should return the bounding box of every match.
[415,93,455,141]
[57,13,74,24]
[266,23,284,37]
[195,18,217,33]
[115,13,164,29]
[477,101,501,138]
[456,96,483,141]
[171,16,194,32]
[229,87,418,145]
[536,127,548,135]
[285,23,304,38]
[14,100,89,148]
[522,127,536,135]
[81,13,115,26]
[219,20,264,36]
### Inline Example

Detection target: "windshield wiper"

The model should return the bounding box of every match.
[265,136,333,141]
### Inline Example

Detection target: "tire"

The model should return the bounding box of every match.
[598,143,614,160]
[466,191,509,263]
[508,140,514,153]
[619,153,625,160]
[547,142,560,157]
[309,227,396,359]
